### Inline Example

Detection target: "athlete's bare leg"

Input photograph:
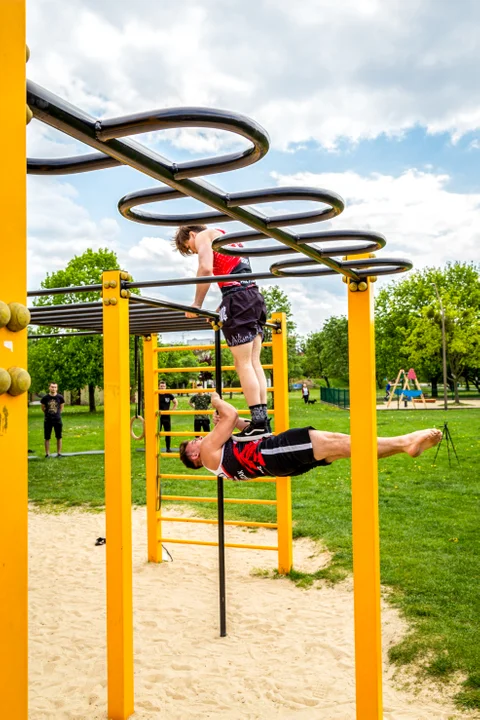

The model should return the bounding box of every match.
[309,429,443,464]
[230,340,261,406]
[251,334,267,405]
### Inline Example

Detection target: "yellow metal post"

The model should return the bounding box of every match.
[102,271,134,720]
[0,3,28,718]
[347,278,383,720]
[271,312,292,573]
[143,334,161,562]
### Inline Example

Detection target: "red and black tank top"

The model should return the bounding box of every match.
[217,438,271,481]
[212,229,254,295]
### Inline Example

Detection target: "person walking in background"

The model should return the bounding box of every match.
[158,380,178,453]
[41,382,65,458]
[189,382,212,436]
[302,382,310,404]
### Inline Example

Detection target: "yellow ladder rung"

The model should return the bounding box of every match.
[159,452,180,458]
[157,431,209,437]
[156,387,274,394]
[158,473,277,483]
[156,365,274,373]
[161,495,277,505]
[154,342,273,353]
[156,410,274,416]
[160,538,278,551]
[159,517,278,529]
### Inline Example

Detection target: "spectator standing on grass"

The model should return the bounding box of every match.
[159,380,178,453]
[302,382,310,404]
[41,382,65,458]
[189,382,212,436]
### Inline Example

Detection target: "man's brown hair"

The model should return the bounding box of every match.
[172,225,207,256]
[179,440,198,469]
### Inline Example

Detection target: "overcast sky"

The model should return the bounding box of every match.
[26,0,480,339]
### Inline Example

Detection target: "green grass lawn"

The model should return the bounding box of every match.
[28,395,480,710]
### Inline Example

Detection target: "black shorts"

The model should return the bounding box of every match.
[259,427,331,477]
[219,285,267,347]
[44,418,63,440]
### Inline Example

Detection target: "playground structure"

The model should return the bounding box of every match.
[387,368,427,408]
[1,6,414,720]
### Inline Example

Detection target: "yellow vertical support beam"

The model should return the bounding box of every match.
[0,3,28,719]
[347,278,383,720]
[102,271,134,720]
[143,334,161,562]
[271,312,292,574]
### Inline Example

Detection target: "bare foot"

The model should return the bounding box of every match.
[405,429,442,457]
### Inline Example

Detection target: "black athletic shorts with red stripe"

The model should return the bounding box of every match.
[260,427,331,477]
[219,285,267,347]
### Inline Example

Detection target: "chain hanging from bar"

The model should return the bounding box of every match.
[26,80,412,282]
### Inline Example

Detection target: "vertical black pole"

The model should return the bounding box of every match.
[214,328,227,637]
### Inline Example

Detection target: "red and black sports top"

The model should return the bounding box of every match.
[212,230,254,295]
[213,438,269,481]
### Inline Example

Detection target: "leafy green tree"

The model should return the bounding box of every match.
[375,262,480,398]
[406,303,480,403]
[157,345,201,388]
[29,249,121,411]
[261,285,303,382]
[302,316,349,386]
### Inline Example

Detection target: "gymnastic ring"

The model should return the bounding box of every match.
[130,415,145,441]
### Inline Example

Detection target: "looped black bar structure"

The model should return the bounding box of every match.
[26,79,413,286]
[117,185,344,227]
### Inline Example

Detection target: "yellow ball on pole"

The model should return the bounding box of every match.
[7,367,32,396]
[0,300,12,328]
[7,302,31,332]
[0,368,12,395]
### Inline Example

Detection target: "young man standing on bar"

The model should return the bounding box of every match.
[174,225,270,441]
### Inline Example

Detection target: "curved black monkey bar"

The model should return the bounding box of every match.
[27,80,412,286]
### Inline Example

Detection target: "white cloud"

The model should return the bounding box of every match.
[271,168,480,270]
[27,176,120,289]
[26,0,480,151]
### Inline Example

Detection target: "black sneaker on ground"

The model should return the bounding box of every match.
[233,422,272,442]
[45,454,50,459]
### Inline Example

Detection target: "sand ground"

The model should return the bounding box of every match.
[28,506,469,719]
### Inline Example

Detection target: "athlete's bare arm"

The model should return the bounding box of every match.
[200,393,238,467]
[185,229,222,317]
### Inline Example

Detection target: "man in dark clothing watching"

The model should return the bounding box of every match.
[189,382,212,436]
[41,382,65,458]
[158,380,178,453]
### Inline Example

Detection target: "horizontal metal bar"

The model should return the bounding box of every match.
[159,452,179,458]
[156,387,274,394]
[158,473,277,483]
[28,331,102,339]
[129,293,218,320]
[154,342,273,352]
[161,495,277,505]
[155,364,273,373]
[160,538,278,550]
[159,517,277,529]
[157,431,209,437]
[155,409,274,416]
[27,284,104,298]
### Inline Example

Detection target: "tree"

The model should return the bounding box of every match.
[375,262,480,398]
[261,285,304,383]
[29,249,121,411]
[157,345,201,387]
[302,316,349,386]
